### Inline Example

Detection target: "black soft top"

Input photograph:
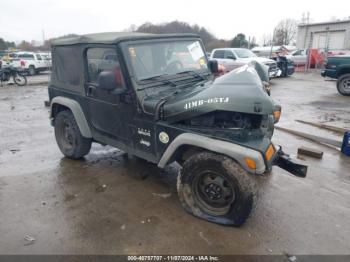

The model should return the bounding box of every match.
[51,32,199,46]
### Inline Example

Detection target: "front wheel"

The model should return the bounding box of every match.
[177,152,257,226]
[13,73,27,86]
[54,110,92,159]
[337,74,350,96]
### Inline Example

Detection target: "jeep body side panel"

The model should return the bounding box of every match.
[49,41,160,164]
[157,133,266,174]
[50,96,92,138]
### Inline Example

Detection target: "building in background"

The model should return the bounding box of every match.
[297,19,350,52]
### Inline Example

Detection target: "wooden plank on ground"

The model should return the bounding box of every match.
[275,126,343,148]
[295,119,348,134]
[298,146,323,159]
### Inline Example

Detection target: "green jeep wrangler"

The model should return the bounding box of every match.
[49,32,306,226]
[322,55,350,96]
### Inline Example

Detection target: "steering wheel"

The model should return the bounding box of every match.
[166,60,184,73]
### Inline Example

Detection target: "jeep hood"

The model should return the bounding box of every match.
[142,65,275,123]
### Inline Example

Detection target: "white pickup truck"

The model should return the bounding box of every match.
[210,48,281,78]
[10,52,51,75]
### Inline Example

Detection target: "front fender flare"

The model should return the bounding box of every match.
[157,133,266,175]
[50,96,92,138]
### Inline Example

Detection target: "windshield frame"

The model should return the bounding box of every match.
[121,38,210,84]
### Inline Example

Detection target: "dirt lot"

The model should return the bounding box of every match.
[0,72,349,255]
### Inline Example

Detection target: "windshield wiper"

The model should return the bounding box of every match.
[176,70,206,80]
[137,74,177,90]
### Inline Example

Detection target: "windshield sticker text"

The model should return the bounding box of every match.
[184,97,229,110]
[187,41,204,61]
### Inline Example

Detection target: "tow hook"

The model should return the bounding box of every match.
[274,148,307,178]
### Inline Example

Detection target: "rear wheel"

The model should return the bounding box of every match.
[337,74,350,96]
[54,110,92,159]
[13,73,27,86]
[177,152,257,226]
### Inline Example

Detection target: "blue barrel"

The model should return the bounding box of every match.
[341,131,350,156]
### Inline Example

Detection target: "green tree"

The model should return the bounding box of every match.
[136,21,216,46]
[17,40,34,51]
[230,33,248,48]
[0,38,16,50]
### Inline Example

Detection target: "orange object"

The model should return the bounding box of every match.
[265,144,275,161]
[245,157,257,169]
[273,110,281,123]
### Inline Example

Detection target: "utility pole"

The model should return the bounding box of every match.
[42,30,45,45]
[269,30,275,59]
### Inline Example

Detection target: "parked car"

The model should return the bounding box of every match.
[286,49,308,65]
[11,52,50,75]
[321,55,350,96]
[48,32,306,227]
[210,48,280,78]
[38,52,52,68]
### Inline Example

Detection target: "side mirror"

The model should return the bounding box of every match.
[208,60,219,74]
[226,55,236,60]
[98,71,118,91]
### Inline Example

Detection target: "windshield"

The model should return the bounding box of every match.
[126,40,208,80]
[41,54,50,60]
[234,49,257,59]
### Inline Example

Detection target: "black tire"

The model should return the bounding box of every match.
[337,74,350,96]
[54,110,92,159]
[177,152,257,226]
[13,74,27,86]
[28,65,36,76]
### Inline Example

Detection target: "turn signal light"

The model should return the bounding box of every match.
[265,144,275,161]
[273,110,281,121]
[245,157,257,169]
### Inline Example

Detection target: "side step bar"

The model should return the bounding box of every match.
[273,148,307,178]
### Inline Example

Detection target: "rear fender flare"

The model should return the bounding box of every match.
[50,96,92,138]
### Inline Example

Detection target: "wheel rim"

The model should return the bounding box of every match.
[192,170,235,216]
[342,78,350,91]
[58,121,75,150]
[14,76,25,85]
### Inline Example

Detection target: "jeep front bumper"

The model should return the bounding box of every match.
[272,147,307,177]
